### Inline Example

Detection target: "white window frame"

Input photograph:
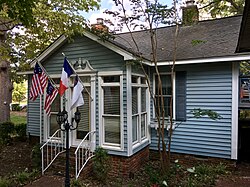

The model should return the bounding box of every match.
[131,73,149,148]
[153,73,176,120]
[43,76,64,142]
[71,75,94,146]
[99,71,124,151]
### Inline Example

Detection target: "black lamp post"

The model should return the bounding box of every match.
[56,107,81,187]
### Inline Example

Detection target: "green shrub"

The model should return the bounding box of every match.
[15,171,30,185]
[145,165,162,186]
[31,144,42,169]
[0,122,15,145]
[93,147,111,184]
[184,163,227,187]
[14,169,39,186]
[11,104,21,111]
[14,123,27,140]
[71,179,83,187]
[0,177,12,187]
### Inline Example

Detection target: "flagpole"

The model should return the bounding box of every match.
[35,59,59,90]
[62,53,93,101]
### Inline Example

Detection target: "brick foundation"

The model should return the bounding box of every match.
[109,146,150,178]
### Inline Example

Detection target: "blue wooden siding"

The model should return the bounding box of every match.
[43,36,125,74]
[150,62,233,159]
[28,35,128,156]
[27,75,41,137]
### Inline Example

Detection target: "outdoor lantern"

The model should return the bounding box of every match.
[56,110,64,125]
[62,107,68,122]
[74,108,81,124]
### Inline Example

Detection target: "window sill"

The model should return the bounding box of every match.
[101,144,124,152]
[132,138,149,150]
[150,120,176,130]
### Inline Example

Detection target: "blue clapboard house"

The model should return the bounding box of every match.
[24,2,250,178]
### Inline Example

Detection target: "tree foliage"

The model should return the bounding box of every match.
[105,0,178,172]
[0,0,36,29]
[197,0,244,18]
[240,61,250,76]
[1,0,100,81]
[12,81,27,104]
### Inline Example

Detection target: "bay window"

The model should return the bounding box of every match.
[100,75,122,148]
[132,75,148,144]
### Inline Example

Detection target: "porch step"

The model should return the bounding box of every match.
[43,147,93,178]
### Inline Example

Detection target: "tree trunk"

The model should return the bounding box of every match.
[0,32,12,123]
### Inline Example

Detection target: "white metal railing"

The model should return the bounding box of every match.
[75,131,96,179]
[40,129,65,174]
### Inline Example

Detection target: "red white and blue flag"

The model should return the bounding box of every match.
[44,80,58,116]
[59,57,74,96]
[71,76,84,110]
[29,62,48,101]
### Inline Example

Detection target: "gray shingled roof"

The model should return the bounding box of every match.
[113,15,243,62]
[236,0,250,52]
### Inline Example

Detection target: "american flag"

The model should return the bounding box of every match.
[44,80,58,116]
[29,63,48,101]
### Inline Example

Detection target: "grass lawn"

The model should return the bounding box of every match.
[10,112,27,124]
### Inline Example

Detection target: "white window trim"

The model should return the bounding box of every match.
[99,72,124,151]
[231,62,239,159]
[152,72,176,121]
[43,81,65,142]
[127,65,132,155]
[71,75,96,147]
[131,73,150,150]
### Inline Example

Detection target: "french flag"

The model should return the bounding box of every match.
[59,57,74,96]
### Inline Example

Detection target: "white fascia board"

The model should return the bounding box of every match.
[83,31,136,61]
[30,35,67,67]
[17,71,33,75]
[157,54,250,66]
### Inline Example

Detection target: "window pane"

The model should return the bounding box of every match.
[155,96,171,117]
[104,116,120,144]
[141,113,146,138]
[155,75,171,95]
[103,76,120,83]
[77,86,90,139]
[80,76,91,83]
[49,114,59,136]
[49,94,60,137]
[141,87,146,112]
[132,76,138,83]
[53,78,60,84]
[132,115,138,142]
[51,94,60,112]
[141,77,146,84]
[132,87,138,114]
[104,87,120,115]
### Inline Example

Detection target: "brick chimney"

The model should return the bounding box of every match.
[92,18,109,32]
[182,0,199,26]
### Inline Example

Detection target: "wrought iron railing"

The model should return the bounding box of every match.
[40,129,65,174]
[75,131,96,179]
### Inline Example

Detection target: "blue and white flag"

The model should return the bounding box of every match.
[71,76,84,110]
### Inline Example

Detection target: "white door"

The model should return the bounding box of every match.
[72,76,92,146]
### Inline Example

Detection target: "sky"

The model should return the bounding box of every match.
[83,0,185,27]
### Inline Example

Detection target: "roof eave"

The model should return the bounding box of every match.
[158,54,250,66]
[31,31,139,67]
[30,35,67,67]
